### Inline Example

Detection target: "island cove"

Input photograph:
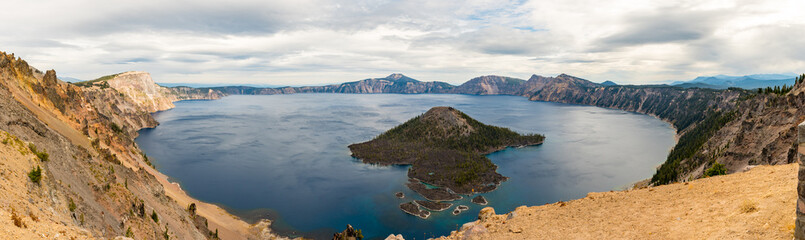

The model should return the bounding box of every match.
[349,106,544,217]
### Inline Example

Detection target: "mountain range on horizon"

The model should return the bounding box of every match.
[670,73,798,90]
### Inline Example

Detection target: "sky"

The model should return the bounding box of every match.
[2,0,804,85]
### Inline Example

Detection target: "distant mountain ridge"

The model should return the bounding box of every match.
[672,74,797,90]
[200,73,599,96]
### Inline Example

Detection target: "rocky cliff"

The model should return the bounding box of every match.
[95,71,223,113]
[0,51,275,240]
[106,71,178,112]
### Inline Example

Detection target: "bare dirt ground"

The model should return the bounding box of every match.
[437,163,796,240]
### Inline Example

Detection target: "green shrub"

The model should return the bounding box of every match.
[28,143,49,161]
[125,227,134,238]
[110,122,124,134]
[68,198,76,212]
[35,151,48,162]
[27,143,36,154]
[28,166,42,183]
[151,210,159,223]
[187,203,197,216]
[703,162,727,177]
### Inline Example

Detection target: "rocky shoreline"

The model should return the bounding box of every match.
[415,200,453,212]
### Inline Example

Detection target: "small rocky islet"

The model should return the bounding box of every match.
[350,106,543,218]
[399,202,430,219]
[452,205,470,215]
[471,195,488,205]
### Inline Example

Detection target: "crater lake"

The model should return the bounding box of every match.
[135,94,675,239]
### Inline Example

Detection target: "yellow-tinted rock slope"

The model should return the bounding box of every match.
[0,51,279,240]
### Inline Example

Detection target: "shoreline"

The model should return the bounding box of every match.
[134,96,257,240]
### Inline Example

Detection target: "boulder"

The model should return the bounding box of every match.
[461,223,488,240]
[478,207,495,221]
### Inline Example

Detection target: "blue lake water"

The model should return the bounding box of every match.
[135,94,675,239]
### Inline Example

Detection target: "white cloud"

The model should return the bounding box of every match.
[1,0,803,85]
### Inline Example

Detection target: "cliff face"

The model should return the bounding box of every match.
[107,71,176,112]
[525,74,742,131]
[684,88,805,180]
[520,74,805,183]
[0,52,268,240]
[106,71,223,112]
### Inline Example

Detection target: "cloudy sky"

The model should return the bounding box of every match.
[2,0,804,85]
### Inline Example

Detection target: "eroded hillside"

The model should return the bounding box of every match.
[0,52,277,240]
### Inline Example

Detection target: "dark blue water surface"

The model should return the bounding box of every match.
[135,94,675,239]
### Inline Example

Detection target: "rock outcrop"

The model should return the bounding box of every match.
[106,71,176,112]
[105,71,223,112]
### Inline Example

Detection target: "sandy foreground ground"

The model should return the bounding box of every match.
[436,163,797,240]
